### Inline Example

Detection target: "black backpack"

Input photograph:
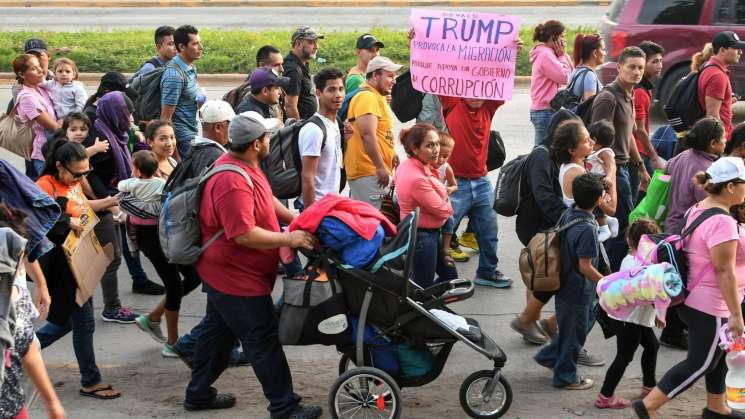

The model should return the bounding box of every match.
[261,115,327,199]
[550,67,593,111]
[493,146,547,217]
[390,70,424,123]
[575,91,600,127]
[129,61,186,123]
[664,64,717,133]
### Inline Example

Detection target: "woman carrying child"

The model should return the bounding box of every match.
[133,121,202,357]
[596,218,661,409]
[35,140,123,400]
[394,123,458,288]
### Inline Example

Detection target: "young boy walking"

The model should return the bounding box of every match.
[534,173,607,390]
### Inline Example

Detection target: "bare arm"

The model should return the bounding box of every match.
[22,341,66,419]
[301,155,319,208]
[34,111,61,131]
[233,226,314,250]
[711,240,744,336]
[273,197,295,225]
[578,257,603,282]
[23,257,50,320]
[285,95,300,120]
[705,96,723,120]
[445,165,457,195]
[160,104,176,122]
[87,195,119,212]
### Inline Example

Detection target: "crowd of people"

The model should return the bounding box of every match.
[0,18,744,419]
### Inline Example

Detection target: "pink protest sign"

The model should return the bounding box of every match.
[409,9,521,101]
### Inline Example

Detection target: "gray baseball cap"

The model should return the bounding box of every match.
[228,111,281,146]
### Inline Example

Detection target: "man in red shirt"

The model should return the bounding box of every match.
[184,112,320,419]
[698,31,745,140]
[633,41,665,189]
[439,97,512,288]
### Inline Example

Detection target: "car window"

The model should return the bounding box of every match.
[606,0,627,23]
[638,0,704,25]
[714,0,745,24]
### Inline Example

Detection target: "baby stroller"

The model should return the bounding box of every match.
[305,209,512,419]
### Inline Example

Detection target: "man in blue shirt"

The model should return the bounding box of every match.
[161,24,203,159]
[131,26,176,79]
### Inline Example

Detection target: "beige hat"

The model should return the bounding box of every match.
[199,100,236,124]
[366,56,402,74]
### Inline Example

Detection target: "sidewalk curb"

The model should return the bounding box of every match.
[0,0,609,7]
[0,72,533,87]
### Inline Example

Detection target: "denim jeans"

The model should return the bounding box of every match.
[530,109,555,145]
[412,228,458,289]
[185,284,300,416]
[24,159,45,180]
[534,294,596,387]
[604,165,637,271]
[36,299,102,387]
[175,316,242,361]
[119,224,150,287]
[450,176,499,278]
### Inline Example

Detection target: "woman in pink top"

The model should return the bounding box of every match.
[635,157,745,419]
[12,54,61,179]
[394,123,457,289]
[529,20,573,146]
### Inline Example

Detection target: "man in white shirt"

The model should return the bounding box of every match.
[298,68,345,209]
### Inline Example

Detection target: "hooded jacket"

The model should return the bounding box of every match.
[529,44,573,111]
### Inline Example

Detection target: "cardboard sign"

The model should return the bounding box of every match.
[62,208,114,306]
[409,9,521,101]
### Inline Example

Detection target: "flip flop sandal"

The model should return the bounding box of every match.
[80,385,121,400]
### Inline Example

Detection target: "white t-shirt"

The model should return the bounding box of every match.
[298,113,342,201]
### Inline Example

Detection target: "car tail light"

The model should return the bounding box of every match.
[611,30,628,59]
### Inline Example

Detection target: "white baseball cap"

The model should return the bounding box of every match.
[366,56,402,74]
[706,157,745,184]
[199,100,236,124]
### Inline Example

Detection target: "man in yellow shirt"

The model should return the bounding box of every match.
[344,56,402,208]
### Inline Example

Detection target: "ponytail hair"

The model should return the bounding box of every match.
[533,20,565,43]
[40,139,88,178]
[691,43,714,73]
[572,33,602,66]
[694,170,738,195]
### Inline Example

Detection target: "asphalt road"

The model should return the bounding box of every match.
[0,5,605,31]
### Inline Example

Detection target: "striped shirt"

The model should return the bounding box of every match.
[160,55,199,144]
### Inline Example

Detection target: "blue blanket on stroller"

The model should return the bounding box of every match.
[317,216,384,268]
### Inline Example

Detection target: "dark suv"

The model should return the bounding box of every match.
[599,0,745,103]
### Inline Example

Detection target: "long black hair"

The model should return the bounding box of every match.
[41,139,88,178]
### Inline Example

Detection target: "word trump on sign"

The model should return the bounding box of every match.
[409,9,521,101]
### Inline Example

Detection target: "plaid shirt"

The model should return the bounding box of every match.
[160,55,199,143]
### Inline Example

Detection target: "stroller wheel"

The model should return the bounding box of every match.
[338,354,355,375]
[329,367,402,419]
[459,369,512,418]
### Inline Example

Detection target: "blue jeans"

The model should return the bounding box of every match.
[36,299,102,388]
[175,316,242,362]
[451,176,499,279]
[185,284,300,416]
[119,224,150,287]
[530,109,555,145]
[412,228,458,289]
[604,165,638,271]
[535,295,596,387]
[24,159,45,180]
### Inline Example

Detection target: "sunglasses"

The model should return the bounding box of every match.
[64,165,92,179]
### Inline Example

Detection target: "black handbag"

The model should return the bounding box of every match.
[486,130,506,172]
[549,67,593,111]
[278,262,351,346]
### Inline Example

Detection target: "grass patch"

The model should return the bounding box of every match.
[0,27,596,76]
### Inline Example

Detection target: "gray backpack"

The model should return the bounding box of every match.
[159,163,253,265]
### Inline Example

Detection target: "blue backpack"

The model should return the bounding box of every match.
[338,87,367,122]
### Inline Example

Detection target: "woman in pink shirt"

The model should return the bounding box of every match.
[394,123,458,288]
[529,20,573,145]
[12,54,61,179]
[635,157,745,419]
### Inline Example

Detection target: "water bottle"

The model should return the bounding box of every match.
[720,325,745,409]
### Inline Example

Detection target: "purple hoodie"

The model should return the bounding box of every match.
[529,44,573,111]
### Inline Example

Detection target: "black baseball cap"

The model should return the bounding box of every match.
[24,38,48,54]
[713,31,745,52]
[356,34,385,50]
